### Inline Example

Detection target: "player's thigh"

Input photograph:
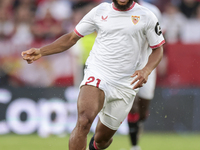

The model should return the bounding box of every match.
[139,98,151,119]
[77,85,105,122]
[139,98,151,111]
[130,95,140,113]
[94,118,117,142]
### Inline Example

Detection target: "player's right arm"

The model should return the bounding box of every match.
[22,4,98,64]
[21,31,81,64]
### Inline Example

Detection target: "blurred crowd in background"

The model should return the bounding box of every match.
[0,0,200,87]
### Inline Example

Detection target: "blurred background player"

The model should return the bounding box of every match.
[127,1,162,150]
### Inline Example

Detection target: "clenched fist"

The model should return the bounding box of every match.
[21,48,42,64]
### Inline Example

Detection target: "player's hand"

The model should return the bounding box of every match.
[21,48,42,64]
[130,68,150,89]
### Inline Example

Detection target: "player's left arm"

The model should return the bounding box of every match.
[131,10,165,89]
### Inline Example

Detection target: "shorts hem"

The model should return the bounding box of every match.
[99,115,119,131]
[138,95,154,100]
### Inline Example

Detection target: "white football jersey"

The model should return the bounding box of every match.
[74,2,165,94]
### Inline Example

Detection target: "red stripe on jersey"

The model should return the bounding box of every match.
[112,2,136,11]
[74,29,84,37]
[150,40,165,49]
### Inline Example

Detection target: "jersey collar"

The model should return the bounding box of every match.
[112,1,136,11]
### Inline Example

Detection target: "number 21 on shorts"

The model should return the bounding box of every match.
[85,76,101,88]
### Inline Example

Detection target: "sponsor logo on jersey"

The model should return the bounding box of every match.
[155,22,162,36]
[101,16,108,21]
[131,16,140,25]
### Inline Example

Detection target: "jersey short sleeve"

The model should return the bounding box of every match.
[74,6,98,37]
[145,12,165,49]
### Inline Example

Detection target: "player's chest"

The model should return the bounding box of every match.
[95,13,145,35]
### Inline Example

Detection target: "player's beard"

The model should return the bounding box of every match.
[113,0,134,11]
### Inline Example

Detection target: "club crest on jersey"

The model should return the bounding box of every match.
[131,16,140,25]
[101,16,108,21]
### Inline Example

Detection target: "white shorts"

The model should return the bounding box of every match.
[137,69,156,100]
[80,69,136,130]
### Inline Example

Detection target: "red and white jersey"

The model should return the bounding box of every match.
[74,2,165,94]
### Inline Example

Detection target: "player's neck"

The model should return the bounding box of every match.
[112,1,135,11]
